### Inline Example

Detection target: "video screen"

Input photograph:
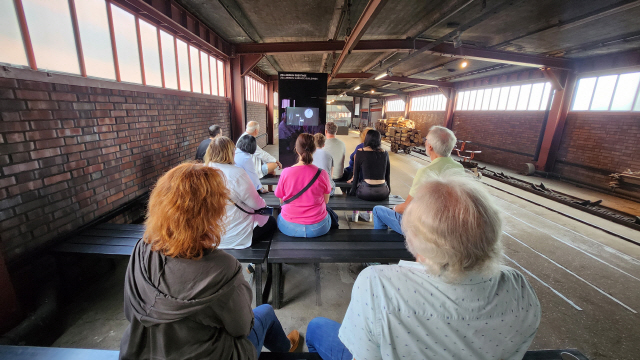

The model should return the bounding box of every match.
[286,107,319,126]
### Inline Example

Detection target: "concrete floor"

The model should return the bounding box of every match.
[52,131,640,359]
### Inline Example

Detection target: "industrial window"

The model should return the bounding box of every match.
[0,0,227,96]
[456,82,552,111]
[245,76,265,103]
[386,99,405,112]
[411,94,446,111]
[571,72,640,112]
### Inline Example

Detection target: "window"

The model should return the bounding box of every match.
[386,99,405,112]
[159,30,178,89]
[571,71,640,112]
[245,76,265,103]
[22,0,80,74]
[75,0,115,79]
[1,0,227,95]
[139,19,162,87]
[411,94,447,111]
[0,0,29,66]
[457,82,552,111]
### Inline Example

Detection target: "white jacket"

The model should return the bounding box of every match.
[207,162,268,249]
[239,132,276,177]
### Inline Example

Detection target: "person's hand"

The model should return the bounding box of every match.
[276,161,282,170]
[347,177,353,184]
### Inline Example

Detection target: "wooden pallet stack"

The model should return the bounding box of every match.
[376,118,422,153]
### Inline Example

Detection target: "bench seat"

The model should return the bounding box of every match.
[260,192,403,211]
[260,174,350,189]
[53,223,271,306]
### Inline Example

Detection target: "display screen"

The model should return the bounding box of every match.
[286,107,319,126]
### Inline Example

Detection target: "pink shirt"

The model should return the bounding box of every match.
[275,164,331,225]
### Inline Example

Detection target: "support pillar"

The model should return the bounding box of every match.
[444,88,456,129]
[535,71,577,172]
[267,81,275,144]
[230,57,246,141]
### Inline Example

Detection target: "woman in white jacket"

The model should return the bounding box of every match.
[204,136,276,249]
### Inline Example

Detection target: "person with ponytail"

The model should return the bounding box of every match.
[275,133,334,237]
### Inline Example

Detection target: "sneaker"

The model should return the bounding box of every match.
[287,330,301,352]
[246,264,255,274]
[359,212,370,222]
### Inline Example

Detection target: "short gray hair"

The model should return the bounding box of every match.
[401,173,503,282]
[426,126,457,157]
[246,121,259,134]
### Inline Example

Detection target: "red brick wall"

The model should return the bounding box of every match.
[554,112,640,187]
[246,101,267,148]
[407,111,446,138]
[0,77,230,263]
[384,111,404,119]
[452,111,546,170]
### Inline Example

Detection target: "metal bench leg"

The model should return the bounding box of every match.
[367,211,373,222]
[273,263,283,309]
[353,211,359,222]
[315,263,322,306]
[255,263,263,306]
[262,263,272,305]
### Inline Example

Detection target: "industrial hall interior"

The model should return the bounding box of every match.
[1,0,640,360]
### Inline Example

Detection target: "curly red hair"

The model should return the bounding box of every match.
[144,162,229,259]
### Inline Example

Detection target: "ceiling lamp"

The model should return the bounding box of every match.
[460,60,468,68]
[371,89,375,93]
[375,73,387,80]
[354,86,360,90]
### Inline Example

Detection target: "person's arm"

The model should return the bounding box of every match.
[238,171,267,210]
[215,263,254,337]
[350,152,360,195]
[254,145,277,164]
[385,152,390,193]
[394,195,412,214]
[324,193,330,203]
[239,155,263,190]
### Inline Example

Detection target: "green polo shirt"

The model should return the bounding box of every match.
[408,156,464,197]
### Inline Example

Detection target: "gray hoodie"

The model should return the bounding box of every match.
[119,240,256,360]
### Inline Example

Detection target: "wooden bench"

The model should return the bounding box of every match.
[260,174,350,189]
[53,223,271,306]
[268,229,412,309]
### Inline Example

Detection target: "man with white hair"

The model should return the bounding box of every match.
[306,175,541,360]
[372,125,464,234]
[238,121,281,179]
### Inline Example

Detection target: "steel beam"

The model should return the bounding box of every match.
[334,73,453,87]
[240,54,264,77]
[230,56,246,141]
[535,71,577,172]
[218,0,262,42]
[328,0,389,83]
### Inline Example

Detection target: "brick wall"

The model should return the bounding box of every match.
[452,111,545,170]
[247,101,267,148]
[407,111,446,138]
[384,111,404,119]
[0,77,230,263]
[554,112,640,187]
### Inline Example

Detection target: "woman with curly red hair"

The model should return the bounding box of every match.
[119,163,299,360]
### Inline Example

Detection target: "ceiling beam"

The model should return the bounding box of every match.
[241,54,264,76]
[334,73,453,87]
[328,0,389,83]
[218,0,262,43]
[330,85,405,96]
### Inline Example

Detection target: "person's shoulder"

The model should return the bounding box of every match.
[498,266,539,298]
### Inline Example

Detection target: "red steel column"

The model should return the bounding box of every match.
[535,71,577,172]
[230,56,246,141]
[444,88,456,129]
[267,80,275,144]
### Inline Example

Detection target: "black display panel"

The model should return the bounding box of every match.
[278,72,327,168]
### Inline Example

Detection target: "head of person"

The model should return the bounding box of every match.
[314,133,326,149]
[246,121,260,137]
[144,163,229,259]
[296,133,316,165]
[425,125,457,158]
[325,122,338,137]
[236,134,257,155]
[204,136,235,165]
[401,175,503,282]
[363,129,382,151]
[359,127,373,144]
[208,124,222,138]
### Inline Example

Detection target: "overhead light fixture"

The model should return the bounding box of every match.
[375,73,387,80]
[460,60,468,68]
[371,89,375,93]
[453,31,462,48]
[354,86,360,90]
[387,69,393,77]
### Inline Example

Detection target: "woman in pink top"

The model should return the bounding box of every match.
[275,134,333,237]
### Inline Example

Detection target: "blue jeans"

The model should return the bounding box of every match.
[306,317,352,360]
[277,213,331,238]
[373,205,404,235]
[248,304,291,355]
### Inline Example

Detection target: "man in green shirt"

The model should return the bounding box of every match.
[373,126,464,234]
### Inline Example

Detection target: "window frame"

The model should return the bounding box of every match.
[570,70,640,113]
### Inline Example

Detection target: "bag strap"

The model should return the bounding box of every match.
[283,168,322,205]
[233,202,255,215]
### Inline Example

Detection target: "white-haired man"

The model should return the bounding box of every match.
[373,125,464,234]
[238,121,281,179]
[306,175,541,360]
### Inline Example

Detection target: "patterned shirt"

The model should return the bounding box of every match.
[339,261,541,360]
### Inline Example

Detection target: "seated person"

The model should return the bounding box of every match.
[312,133,336,196]
[238,121,281,178]
[234,134,267,192]
[306,175,541,360]
[195,124,221,161]
[204,136,276,249]
[338,127,372,193]
[275,134,332,238]
[119,163,300,360]
[349,129,390,201]
[373,125,464,234]
[323,122,346,181]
